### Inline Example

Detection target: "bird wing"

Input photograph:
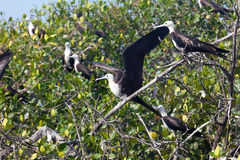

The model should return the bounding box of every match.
[93,61,122,75]
[170,31,188,49]
[0,80,29,104]
[170,29,228,58]
[0,49,13,79]
[163,116,187,132]
[93,61,123,82]
[122,26,169,75]
[76,63,92,79]
[119,27,169,95]
[200,0,228,14]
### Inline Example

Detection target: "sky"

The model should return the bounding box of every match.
[0,0,55,20]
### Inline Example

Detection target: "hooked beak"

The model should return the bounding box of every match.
[152,106,159,110]
[154,24,165,29]
[95,76,106,81]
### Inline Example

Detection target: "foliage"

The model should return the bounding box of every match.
[0,0,239,159]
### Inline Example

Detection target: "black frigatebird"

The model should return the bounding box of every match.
[154,105,201,137]
[63,42,74,72]
[197,0,232,15]
[94,26,169,116]
[26,17,46,38]
[69,54,92,79]
[0,50,29,104]
[156,21,229,58]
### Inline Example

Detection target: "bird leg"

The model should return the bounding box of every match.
[180,44,193,64]
[179,51,192,64]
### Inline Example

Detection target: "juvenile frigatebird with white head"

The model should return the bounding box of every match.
[155,21,229,58]
[26,17,46,38]
[197,0,232,15]
[69,54,92,79]
[0,49,29,103]
[63,42,74,72]
[95,26,169,116]
[154,105,201,137]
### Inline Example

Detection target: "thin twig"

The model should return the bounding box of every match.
[136,113,163,159]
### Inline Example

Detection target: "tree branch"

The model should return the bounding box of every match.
[91,58,186,133]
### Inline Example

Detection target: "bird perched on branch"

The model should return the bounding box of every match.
[154,105,202,137]
[26,17,46,38]
[0,49,29,104]
[69,54,92,79]
[63,42,74,72]
[156,21,229,58]
[62,42,93,79]
[197,0,233,15]
[94,26,169,116]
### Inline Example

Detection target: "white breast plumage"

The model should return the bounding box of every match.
[172,39,185,52]
[108,80,126,99]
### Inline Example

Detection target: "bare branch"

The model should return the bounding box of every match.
[137,113,163,159]
[91,58,186,133]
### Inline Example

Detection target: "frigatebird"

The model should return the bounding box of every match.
[156,21,229,58]
[154,105,201,137]
[26,17,46,38]
[197,0,232,15]
[69,54,92,79]
[0,50,29,104]
[63,42,74,72]
[94,26,169,116]
[74,12,106,38]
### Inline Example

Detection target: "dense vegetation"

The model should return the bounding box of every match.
[0,0,239,159]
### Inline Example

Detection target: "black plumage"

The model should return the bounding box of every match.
[94,26,169,116]
[26,17,46,38]
[155,105,202,137]
[198,0,233,15]
[158,21,229,58]
[0,50,29,104]
[70,54,92,79]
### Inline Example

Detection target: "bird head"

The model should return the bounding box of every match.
[154,20,175,33]
[65,42,71,48]
[95,73,114,81]
[70,54,79,60]
[162,21,174,28]
[154,105,167,117]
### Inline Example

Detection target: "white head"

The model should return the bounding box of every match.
[155,105,168,117]
[70,54,79,60]
[95,73,114,81]
[65,42,71,48]
[162,21,175,33]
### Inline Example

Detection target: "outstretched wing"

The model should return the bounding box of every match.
[93,61,122,75]
[120,27,169,95]
[0,49,13,79]
[122,26,169,76]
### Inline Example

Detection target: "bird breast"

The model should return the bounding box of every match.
[108,80,126,99]
[172,39,185,52]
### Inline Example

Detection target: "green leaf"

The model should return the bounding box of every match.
[93,153,102,159]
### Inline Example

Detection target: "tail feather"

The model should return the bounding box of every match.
[200,42,229,58]
[133,96,162,117]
